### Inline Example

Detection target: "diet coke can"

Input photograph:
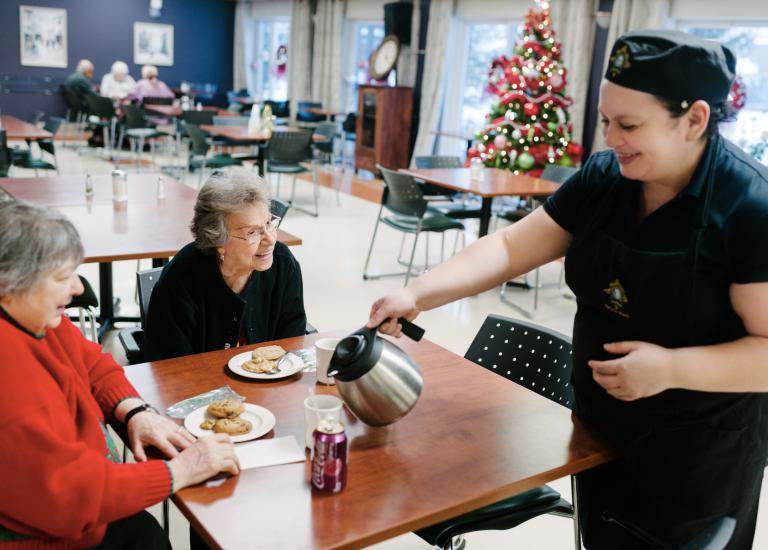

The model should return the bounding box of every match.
[311,420,347,493]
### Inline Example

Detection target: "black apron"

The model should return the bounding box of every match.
[565,136,768,549]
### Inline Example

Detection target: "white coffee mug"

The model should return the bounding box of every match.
[315,337,341,385]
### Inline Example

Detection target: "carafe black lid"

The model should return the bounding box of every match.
[327,326,382,381]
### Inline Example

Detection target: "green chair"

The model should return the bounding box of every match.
[363,166,464,286]
[414,155,483,220]
[118,104,172,172]
[265,130,315,216]
[186,124,243,187]
[13,117,64,175]
[415,314,579,550]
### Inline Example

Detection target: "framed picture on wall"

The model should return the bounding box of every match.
[134,22,174,66]
[19,5,68,68]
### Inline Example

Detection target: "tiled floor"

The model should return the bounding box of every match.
[11,138,767,549]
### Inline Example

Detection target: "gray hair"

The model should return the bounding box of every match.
[142,64,158,79]
[76,59,94,73]
[111,60,129,76]
[0,201,84,296]
[191,168,272,253]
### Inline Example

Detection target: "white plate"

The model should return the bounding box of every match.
[184,403,276,443]
[227,351,304,380]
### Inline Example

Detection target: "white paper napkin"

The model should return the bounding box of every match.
[234,436,306,470]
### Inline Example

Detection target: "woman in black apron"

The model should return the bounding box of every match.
[368,30,768,548]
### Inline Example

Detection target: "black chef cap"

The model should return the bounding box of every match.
[605,29,736,106]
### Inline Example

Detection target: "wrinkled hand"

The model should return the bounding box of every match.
[367,289,420,337]
[588,341,676,401]
[128,412,196,461]
[168,434,240,490]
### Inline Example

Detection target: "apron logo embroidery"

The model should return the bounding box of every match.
[603,279,630,319]
[608,45,631,77]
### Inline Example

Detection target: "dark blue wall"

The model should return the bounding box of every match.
[0,0,235,118]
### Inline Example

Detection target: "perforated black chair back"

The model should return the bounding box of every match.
[464,314,574,409]
[181,110,215,126]
[540,164,578,184]
[315,122,337,139]
[61,86,83,119]
[43,116,64,135]
[414,155,463,169]
[270,198,290,224]
[137,267,163,328]
[142,96,174,106]
[267,130,313,165]
[378,165,428,218]
[264,100,290,118]
[85,95,117,119]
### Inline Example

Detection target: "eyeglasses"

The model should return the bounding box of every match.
[230,215,281,244]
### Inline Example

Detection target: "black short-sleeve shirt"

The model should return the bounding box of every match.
[544,138,768,285]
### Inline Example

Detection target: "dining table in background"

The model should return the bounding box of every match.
[398,167,562,237]
[142,104,238,119]
[1,114,53,141]
[304,107,346,122]
[0,175,302,337]
[126,330,615,550]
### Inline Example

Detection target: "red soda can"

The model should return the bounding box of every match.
[311,420,347,493]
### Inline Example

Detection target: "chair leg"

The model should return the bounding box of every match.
[441,232,446,263]
[362,209,383,280]
[571,475,581,550]
[289,175,297,204]
[404,224,422,287]
[276,173,281,197]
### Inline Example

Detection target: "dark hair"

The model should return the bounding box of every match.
[655,96,731,139]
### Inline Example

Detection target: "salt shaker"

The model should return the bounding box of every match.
[85,173,94,198]
[156,175,166,200]
[111,169,128,202]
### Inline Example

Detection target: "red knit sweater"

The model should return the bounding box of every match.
[0,315,171,548]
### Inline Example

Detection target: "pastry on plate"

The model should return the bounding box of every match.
[207,399,245,418]
[242,355,278,374]
[253,345,286,361]
[213,417,252,436]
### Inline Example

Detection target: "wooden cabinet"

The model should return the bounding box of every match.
[355,85,413,173]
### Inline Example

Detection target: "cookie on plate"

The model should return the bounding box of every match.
[207,399,245,419]
[253,345,286,361]
[242,356,278,374]
[213,417,252,436]
[200,418,216,430]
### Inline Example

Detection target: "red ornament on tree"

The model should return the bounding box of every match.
[524,102,539,117]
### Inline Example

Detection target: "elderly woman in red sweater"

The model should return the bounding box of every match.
[0,201,240,549]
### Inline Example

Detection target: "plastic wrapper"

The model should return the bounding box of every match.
[165,386,244,419]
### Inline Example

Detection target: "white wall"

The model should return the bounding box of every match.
[671,0,768,19]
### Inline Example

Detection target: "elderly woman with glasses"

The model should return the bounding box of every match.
[0,201,239,549]
[145,168,307,361]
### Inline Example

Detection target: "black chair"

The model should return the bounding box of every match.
[296,101,324,126]
[142,96,174,106]
[119,268,164,364]
[186,124,243,187]
[84,95,118,152]
[12,117,64,175]
[270,197,290,224]
[118,104,172,172]
[602,510,736,550]
[414,155,483,220]
[0,129,11,177]
[266,131,315,216]
[363,166,464,286]
[67,275,100,342]
[181,110,216,126]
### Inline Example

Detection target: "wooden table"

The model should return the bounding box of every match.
[126,332,614,550]
[0,175,302,334]
[399,167,561,237]
[305,107,346,121]
[1,114,52,140]
[143,105,229,119]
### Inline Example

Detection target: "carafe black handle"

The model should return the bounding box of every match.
[395,317,424,341]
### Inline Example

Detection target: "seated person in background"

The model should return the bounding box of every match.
[127,64,175,103]
[145,168,307,361]
[64,58,96,110]
[100,60,136,100]
[0,201,239,549]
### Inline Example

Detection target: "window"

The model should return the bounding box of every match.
[678,22,768,163]
[246,18,290,101]
[439,20,520,157]
[342,21,390,114]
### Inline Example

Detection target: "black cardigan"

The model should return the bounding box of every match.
[144,241,307,361]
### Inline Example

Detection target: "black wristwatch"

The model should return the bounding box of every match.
[123,403,159,425]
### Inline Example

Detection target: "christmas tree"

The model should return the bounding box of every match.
[468,0,583,177]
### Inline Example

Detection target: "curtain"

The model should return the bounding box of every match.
[410,0,456,163]
[311,0,346,111]
[233,1,248,93]
[591,0,671,152]
[288,0,313,116]
[551,0,597,149]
